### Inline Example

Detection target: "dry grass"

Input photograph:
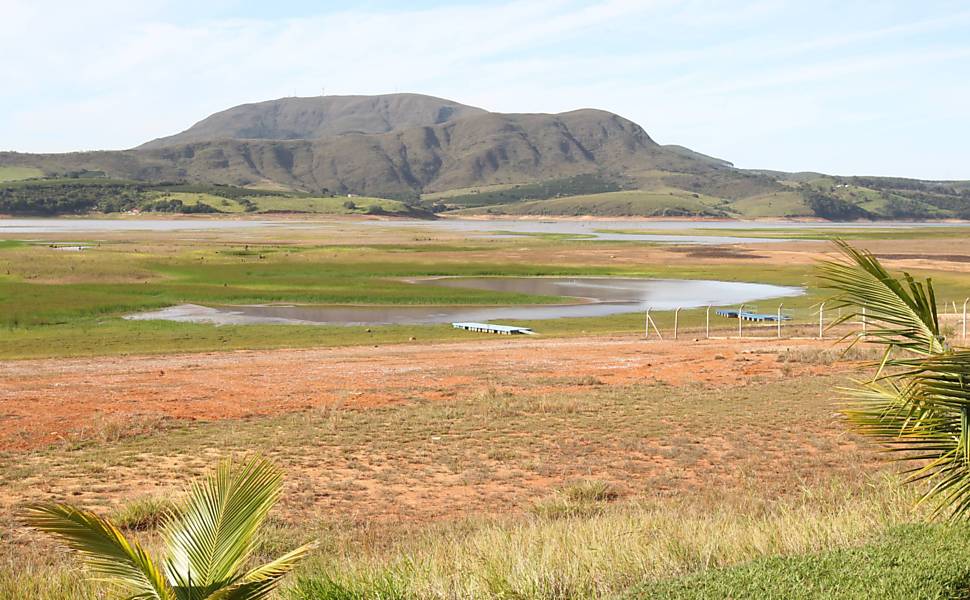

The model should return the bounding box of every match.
[0,367,897,598]
[776,343,887,365]
[110,495,178,531]
[290,477,920,599]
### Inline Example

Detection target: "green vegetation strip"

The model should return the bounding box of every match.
[2,234,970,359]
[595,225,970,241]
[0,177,431,217]
[0,237,825,359]
[632,524,970,600]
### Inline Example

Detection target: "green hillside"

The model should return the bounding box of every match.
[450,178,970,219]
[0,166,43,182]
[456,189,730,217]
[0,177,431,217]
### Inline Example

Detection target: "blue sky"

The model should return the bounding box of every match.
[2,0,968,179]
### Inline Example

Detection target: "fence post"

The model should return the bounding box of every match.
[645,308,650,339]
[818,302,825,340]
[963,298,970,342]
[777,303,783,338]
[738,304,744,339]
[706,305,711,339]
[645,308,663,340]
[674,307,681,340]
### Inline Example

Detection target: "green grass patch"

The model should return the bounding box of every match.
[250,195,411,215]
[457,189,730,217]
[632,523,970,600]
[150,191,247,213]
[0,166,43,182]
[1,231,969,359]
[0,237,831,358]
[595,225,970,241]
[728,191,810,217]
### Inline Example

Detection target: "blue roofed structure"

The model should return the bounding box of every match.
[452,322,534,335]
[715,309,791,322]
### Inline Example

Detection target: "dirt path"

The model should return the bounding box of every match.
[0,335,840,452]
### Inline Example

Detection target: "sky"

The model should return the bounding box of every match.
[2,0,968,180]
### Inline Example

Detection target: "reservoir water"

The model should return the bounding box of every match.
[2,217,964,244]
[126,277,804,326]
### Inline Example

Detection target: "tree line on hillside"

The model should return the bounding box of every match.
[439,173,623,208]
[0,180,281,215]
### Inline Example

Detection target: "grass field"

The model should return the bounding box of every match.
[6,219,970,598]
[249,195,414,214]
[597,225,970,241]
[456,189,730,217]
[0,166,43,182]
[0,366,927,599]
[150,193,430,215]
[150,191,248,212]
[2,224,970,359]
[0,234,828,359]
[728,191,810,217]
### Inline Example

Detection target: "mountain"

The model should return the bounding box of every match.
[2,93,968,218]
[138,94,487,148]
[0,95,725,198]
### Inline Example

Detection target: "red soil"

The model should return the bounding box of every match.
[0,335,835,452]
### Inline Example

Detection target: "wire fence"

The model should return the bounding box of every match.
[642,298,970,342]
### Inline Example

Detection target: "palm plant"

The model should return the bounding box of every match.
[24,456,317,599]
[818,239,970,519]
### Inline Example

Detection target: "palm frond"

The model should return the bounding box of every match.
[817,238,944,356]
[23,503,173,600]
[163,456,284,590]
[205,541,319,600]
[821,241,970,519]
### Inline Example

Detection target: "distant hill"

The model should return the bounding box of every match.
[1,93,968,218]
[138,94,487,148]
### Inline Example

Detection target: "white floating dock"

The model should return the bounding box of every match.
[452,322,534,335]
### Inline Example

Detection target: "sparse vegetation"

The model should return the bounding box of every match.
[0,178,432,217]
[24,456,316,599]
[7,224,970,598]
[110,496,177,531]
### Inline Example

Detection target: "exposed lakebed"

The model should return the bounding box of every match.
[126,277,805,326]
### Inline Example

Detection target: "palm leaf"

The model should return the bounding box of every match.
[23,503,173,600]
[817,238,944,356]
[820,240,970,519]
[205,541,319,600]
[163,456,284,591]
